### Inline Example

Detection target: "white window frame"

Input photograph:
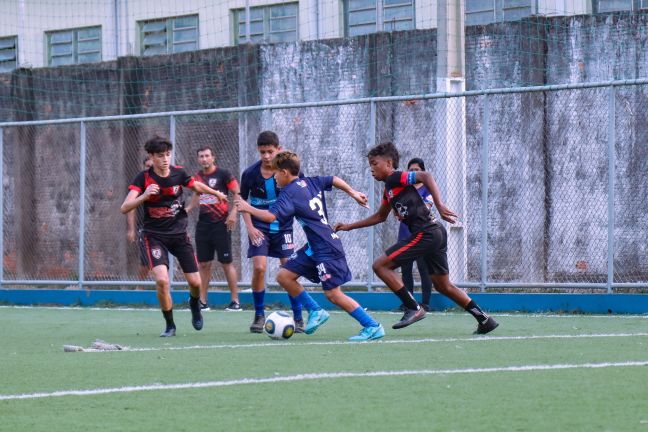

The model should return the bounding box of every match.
[344,0,415,37]
[46,26,102,66]
[233,3,299,45]
[0,36,18,73]
[139,15,199,56]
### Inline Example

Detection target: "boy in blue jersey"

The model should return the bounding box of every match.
[239,131,303,333]
[235,151,385,342]
[335,142,499,334]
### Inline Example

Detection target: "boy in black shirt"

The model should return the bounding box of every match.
[121,136,227,337]
[335,142,499,334]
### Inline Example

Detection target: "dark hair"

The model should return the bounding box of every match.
[367,141,400,169]
[407,157,425,171]
[257,130,280,147]
[272,151,300,175]
[196,147,214,157]
[144,136,173,154]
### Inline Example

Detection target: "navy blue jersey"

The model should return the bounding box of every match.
[240,161,291,233]
[268,176,345,261]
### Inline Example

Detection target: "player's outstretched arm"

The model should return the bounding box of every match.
[415,171,458,224]
[126,210,137,243]
[331,176,369,209]
[234,197,276,224]
[334,202,391,232]
[185,192,200,213]
[192,181,227,201]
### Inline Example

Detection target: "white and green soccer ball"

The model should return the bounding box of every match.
[264,311,295,340]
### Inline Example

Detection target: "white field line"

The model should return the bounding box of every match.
[81,332,648,353]
[2,360,647,401]
[1,305,647,319]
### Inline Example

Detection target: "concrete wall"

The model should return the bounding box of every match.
[1,13,648,285]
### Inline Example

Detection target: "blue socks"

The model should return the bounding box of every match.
[252,290,265,316]
[289,295,303,321]
[295,290,321,313]
[350,306,379,328]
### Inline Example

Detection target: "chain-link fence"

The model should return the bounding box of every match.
[2,82,647,293]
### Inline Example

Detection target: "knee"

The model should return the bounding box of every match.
[253,263,266,276]
[372,260,386,274]
[155,277,170,291]
[198,262,211,271]
[276,269,293,286]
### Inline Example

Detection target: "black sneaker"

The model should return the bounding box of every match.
[474,316,499,335]
[160,325,176,337]
[392,307,427,329]
[391,303,407,313]
[250,314,265,333]
[200,301,210,311]
[225,301,243,312]
[294,319,305,333]
[189,296,204,331]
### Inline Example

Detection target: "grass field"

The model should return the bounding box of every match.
[0,305,647,431]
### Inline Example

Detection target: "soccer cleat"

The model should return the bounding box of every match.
[250,314,265,333]
[473,316,499,335]
[160,325,176,337]
[294,319,305,333]
[348,324,386,342]
[225,301,243,312]
[392,307,426,329]
[305,309,330,335]
[200,301,210,311]
[189,296,204,331]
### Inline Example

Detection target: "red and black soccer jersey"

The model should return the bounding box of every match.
[194,167,238,224]
[128,166,195,235]
[382,171,436,234]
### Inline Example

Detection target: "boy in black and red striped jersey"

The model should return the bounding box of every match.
[335,142,499,334]
[186,147,241,312]
[120,136,228,337]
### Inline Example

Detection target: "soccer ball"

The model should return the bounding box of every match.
[264,311,295,340]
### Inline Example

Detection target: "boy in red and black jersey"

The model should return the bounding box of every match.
[335,142,499,334]
[186,147,241,312]
[121,136,227,337]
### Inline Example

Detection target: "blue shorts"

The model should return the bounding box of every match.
[247,230,295,259]
[282,245,352,290]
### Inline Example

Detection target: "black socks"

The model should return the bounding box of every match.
[395,287,420,310]
[464,300,489,323]
[162,309,175,328]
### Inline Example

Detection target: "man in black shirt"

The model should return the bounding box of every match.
[335,142,499,334]
[121,136,227,337]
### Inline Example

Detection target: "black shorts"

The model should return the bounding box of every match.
[139,231,199,273]
[384,224,449,275]
[195,221,233,264]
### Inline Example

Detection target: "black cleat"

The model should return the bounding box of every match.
[160,325,176,337]
[225,301,243,312]
[250,314,265,333]
[200,301,210,311]
[294,319,305,334]
[189,296,204,331]
[392,307,427,329]
[474,316,499,335]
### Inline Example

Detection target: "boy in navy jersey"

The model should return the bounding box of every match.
[186,147,241,312]
[239,131,303,333]
[236,151,385,342]
[121,136,228,337]
[335,142,499,334]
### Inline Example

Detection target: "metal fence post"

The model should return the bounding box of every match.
[0,127,3,288]
[367,101,376,292]
[480,95,490,293]
[169,115,176,287]
[607,85,616,294]
[79,121,86,289]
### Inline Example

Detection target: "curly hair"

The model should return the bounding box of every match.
[367,141,399,169]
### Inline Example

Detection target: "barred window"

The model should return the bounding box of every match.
[47,27,101,66]
[345,0,415,37]
[0,36,18,73]
[140,15,199,56]
[233,3,299,44]
[465,0,532,25]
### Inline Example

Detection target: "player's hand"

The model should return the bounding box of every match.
[143,184,160,199]
[215,191,227,202]
[350,190,369,209]
[333,222,350,232]
[247,227,264,247]
[126,228,136,243]
[234,197,251,213]
[225,215,237,231]
[437,204,458,224]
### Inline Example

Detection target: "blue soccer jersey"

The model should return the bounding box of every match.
[268,176,345,261]
[240,161,292,233]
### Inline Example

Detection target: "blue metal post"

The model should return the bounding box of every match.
[607,86,616,294]
[480,96,489,292]
[79,122,86,289]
